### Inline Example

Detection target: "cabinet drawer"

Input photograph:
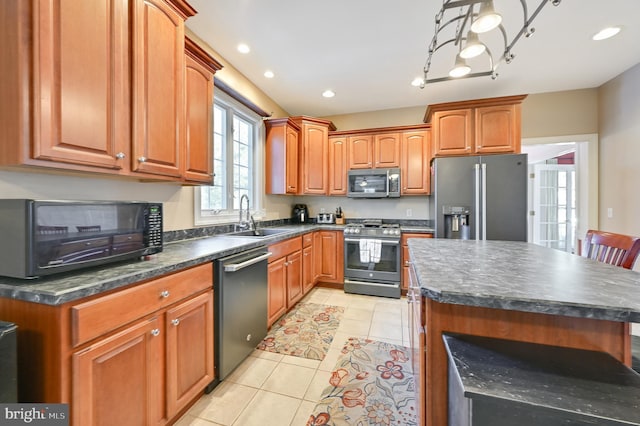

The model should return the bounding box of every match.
[71,263,213,346]
[302,233,313,248]
[268,236,302,262]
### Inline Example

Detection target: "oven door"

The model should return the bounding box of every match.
[343,237,401,283]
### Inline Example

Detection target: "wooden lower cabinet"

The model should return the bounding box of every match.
[0,263,214,426]
[302,233,315,294]
[401,233,433,290]
[73,317,165,426]
[267,236,304,327]
[267,257,288,326]
[315,231,344,284]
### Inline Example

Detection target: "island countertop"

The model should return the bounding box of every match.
[407,238,640,323]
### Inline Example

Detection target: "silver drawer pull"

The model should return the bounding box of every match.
[138,156,147,163]
[171,319,180,326]
[150,328,160,337]
[160,290,170,298]
[115,152,125,159]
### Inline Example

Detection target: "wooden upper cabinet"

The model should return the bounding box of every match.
[401,129,431,195]
[328,136,348,195]
[132,0,193,178]
[374,133,401,168]
[265,118,300,194]
[347,133,400,169]
[431,109,473,156]
[425,95,527,157]
[1,0,130,170]
[290,116,336,195]
[183,37,222,184]
[475,103,521,154]
[348,135,373,169]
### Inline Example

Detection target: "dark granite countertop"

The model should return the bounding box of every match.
[407,239,640,323]
[443,333,640,425]
[0,225,321,305]
[0,223,434,306]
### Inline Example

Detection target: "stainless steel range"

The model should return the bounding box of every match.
[343,219,401,298]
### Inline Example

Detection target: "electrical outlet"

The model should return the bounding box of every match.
[406,208,412,217]
[320,208,326,213]
[607,208,613,218]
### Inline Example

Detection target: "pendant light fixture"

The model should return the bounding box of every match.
[419,0,561,88]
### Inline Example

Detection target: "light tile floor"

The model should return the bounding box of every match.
[176,287,409,426]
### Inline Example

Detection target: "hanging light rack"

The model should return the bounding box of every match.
[421,0,561,88]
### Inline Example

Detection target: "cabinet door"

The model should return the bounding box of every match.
[475,104,520,154]
[33,0,128,169]
[347,135,373,169]
[302,245,314,294]
[166,291,214,417]
[132,0,185,177]
[408,279,426,424]
[401,233,432,290]
[313,232,323,282]
[317,231,344,283]
[432,109,473,156]
[285,126,300,193]
[183,54,214,183]
[267,257,287,326]
[374,133,401,168]
[401,130,431,195]
[301,123,328,194]
[286,251,303,307]
[73,317,165,426]
[328,136,348,195]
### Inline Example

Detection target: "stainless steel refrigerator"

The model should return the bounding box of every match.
[430,153,528,241]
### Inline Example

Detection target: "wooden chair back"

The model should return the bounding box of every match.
[582,229,640,270]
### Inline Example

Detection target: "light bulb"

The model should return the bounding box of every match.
[460,31,486,59]
[471,1,502,33]
[449,54,471,78]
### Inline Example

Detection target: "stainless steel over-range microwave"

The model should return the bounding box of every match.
[0,199,163,279]
[347,168,401,198]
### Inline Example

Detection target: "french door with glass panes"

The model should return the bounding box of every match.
[532,164,576,253]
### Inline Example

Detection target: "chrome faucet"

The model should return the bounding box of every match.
[238,194,251,230]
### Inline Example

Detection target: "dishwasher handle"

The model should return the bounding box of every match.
[223,252,272,272]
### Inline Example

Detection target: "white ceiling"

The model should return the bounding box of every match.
[186,0,640,118]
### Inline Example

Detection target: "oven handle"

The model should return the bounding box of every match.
[344,238,400,245]
[223,252,272,272]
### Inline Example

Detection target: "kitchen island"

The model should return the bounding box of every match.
[407,239,640,426]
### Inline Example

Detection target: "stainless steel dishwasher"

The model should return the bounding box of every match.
[209,246,271,391]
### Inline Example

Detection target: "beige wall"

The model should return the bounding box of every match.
[598,62,640,235]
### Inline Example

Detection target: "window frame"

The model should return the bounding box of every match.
[194,90,265,226]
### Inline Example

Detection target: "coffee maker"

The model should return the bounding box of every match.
[292,204,309,223]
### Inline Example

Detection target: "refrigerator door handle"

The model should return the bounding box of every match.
[474,163,480,240]
[481,163,487,240]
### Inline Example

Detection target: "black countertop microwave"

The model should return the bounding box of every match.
[347,168,401,198]
[0,199,163,279]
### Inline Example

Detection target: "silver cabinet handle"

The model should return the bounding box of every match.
[160,290,170,298]
[171,319,180,326]
[151,328,160,337]
[138,156,147,163]
[115,152,125,159]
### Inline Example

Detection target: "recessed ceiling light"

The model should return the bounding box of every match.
[592,26,621,41]
[264,70,274,78]
[237,43,250,54]
[411,77,424,87]
[322,90,335,98]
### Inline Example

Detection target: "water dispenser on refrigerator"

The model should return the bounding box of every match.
[443,206,471,239]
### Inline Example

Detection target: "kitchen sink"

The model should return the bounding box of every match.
[224,228,294,238]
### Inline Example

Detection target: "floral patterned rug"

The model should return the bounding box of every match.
[307,338,417,426]
[257,303,344,360]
